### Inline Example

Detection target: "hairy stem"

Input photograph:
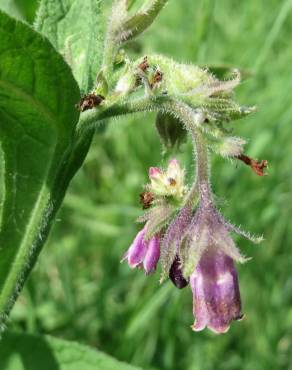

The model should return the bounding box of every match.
[190,127,212,204]
[77,95,170,133]
[158,100,212,204]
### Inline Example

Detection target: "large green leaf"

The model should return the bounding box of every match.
[0,0,38,23]
[0,0,22,19]
[14,0,39,23]
[35,0,104,92]
[0,11,80,326]
[0,332,142,370]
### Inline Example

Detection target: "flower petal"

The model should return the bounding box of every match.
[190,250,242,334]
[124,228,148,268]
[143,235,160,274]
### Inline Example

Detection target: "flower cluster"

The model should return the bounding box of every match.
[122,159,262,334]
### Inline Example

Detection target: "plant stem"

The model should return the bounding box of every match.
[160,100,212,205]
[102,39,117,82]
[77,95,169,133]
[190,127,212,204]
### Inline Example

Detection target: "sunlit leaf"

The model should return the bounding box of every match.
[35,0,104,92]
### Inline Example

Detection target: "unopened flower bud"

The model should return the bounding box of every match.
[169,255,189,289]
[149,166,163,179]
[123,228,147,268]
[143,235,160,274]
[122,226,160,274]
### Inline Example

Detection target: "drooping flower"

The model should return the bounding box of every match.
[122,224,160,275]
[190,249,243,333]
[161,186,262,332]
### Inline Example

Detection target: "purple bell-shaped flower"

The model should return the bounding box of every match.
[190,249,243,334]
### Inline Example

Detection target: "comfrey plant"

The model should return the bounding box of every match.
[104,2,266,334]
[0,0,267,340]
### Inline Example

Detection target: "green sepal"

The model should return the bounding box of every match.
[94,70,109,97]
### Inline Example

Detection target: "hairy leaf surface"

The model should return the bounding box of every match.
[35,0,104,92]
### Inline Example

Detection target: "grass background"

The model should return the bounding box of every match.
[9,0,292,369]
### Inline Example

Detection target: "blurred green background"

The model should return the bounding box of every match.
[9,0,292,369]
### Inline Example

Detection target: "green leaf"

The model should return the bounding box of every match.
[35,0,104,92]
[14,0,39,23]
[0,11,80,326]
[0,0,22,19]
[0,0,38,23]
[0,332,142,370]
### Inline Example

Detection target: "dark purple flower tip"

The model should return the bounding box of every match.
[190,249,242,334]
[143,235,161,274]
[169,255,189,289]
[122,228,147,268]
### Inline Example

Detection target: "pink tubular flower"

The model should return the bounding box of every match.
[122,225,160,275]
[190,249,243,334]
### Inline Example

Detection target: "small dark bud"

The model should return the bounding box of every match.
[153,70,163,82]
[138,56,150,72]
[150,69,163,88]
[140,191,154,209]
[169,255,189,289]
[76,94,105,112]
[236,154,268,176]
